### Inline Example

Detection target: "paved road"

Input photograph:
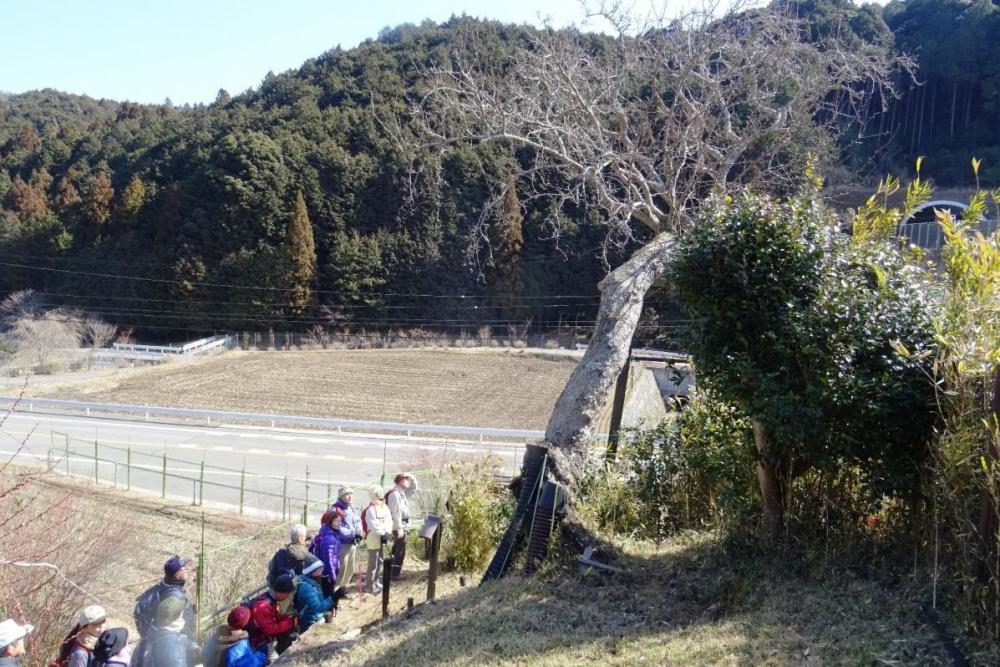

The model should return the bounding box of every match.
[0,409,525,518]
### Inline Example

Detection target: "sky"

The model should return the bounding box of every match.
[0,0,604,105]
[1,1,889,105]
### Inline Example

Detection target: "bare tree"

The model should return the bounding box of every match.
[406,2,904,495]
[78,316,117,368]
[9,315,81,370]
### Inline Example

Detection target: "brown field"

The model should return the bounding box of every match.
[37,349,580,429]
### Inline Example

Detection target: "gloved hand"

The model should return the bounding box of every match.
[380,532,389,545]
[353,534,363,545]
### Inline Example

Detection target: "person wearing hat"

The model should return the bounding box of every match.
[386,474,415,579]
[93,628,131,667]
[247,574,298,656]
[331,487,362,590]
[362,484,392,593]
[133,555,197,639]
[202,607,266,667]
[133,597,200,667]
[56,605,107,667]
[309,509,352,599]
[266,524,317,590]
[292,560,348,633]
[0,619,33,667]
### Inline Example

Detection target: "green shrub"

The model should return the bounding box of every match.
[441,458,510,573]
[579,390,758,539]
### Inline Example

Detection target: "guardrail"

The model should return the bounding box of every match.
[0,395,548,441]
[99,335,232,362]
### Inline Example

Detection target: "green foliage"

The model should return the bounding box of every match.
[578,392,757,539]
[442,459,509,573]
[671,192,937,502]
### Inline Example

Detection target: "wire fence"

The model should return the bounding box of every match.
[41,431,455,638]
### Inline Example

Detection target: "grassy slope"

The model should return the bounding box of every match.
[34,349,579,430]
[279,533,983,667]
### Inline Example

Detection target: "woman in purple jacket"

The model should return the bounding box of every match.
[309,508,352,597]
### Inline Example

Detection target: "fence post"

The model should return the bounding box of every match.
[94,439,99,484]
[199,459,205,507]
[239,459,246,516]
[305,466,310,510]
[326,476,332,505]
[126,446,132,491]
[161,451,167,499]
[282,476,288,522]
[301,502,308,526]
[48,431,54,467]
[65,435,70,475]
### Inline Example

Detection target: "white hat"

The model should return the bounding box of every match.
[78,605,107,626]
[302,560,324,576]
[0,619,34,650]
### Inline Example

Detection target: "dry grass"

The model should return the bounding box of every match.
[279,533,983,667]
[1,466,278,666]
[37,349,580,430]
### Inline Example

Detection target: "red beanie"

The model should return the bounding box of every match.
[394,474,406,485]
[227,606,251,629]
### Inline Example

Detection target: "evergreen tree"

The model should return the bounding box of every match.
[488,172,526,318]
[7,175,48,219]
[53,175,81,210]
[285,191,316,313]
[120,174,146,219]
[86,172,114,226]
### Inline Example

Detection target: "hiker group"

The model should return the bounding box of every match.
[0,474,417,667]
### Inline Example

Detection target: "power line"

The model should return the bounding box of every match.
[0,260,603,301]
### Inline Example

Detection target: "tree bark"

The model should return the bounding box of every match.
[753,419,784,537]
[543,232,677,490]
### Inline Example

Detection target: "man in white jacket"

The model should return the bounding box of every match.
[385,474,415,579]
[362,485,392,593]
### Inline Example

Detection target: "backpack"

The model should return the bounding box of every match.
[360,502,375,535]
[49,643,94,667]
[134,585,163,636]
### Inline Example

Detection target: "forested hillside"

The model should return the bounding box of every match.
[0,0,998,336]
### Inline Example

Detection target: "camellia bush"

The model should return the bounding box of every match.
[670,188,938,534]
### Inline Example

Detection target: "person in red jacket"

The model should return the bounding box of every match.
[247,574,298,656]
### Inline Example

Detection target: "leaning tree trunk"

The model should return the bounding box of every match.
[542,232,677,490]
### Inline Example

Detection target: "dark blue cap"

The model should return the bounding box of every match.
[164,555,192,578]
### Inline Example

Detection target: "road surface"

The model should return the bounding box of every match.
[0,409,525,519]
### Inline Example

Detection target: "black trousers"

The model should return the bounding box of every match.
[390,534,407,578]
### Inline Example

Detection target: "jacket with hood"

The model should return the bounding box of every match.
[309,524,351,583]
[267,543,316,589]
[247,593,295,651]
[386,484,410,532]
[292,576,333,633]
[134,580,196,638]
[134,624,200,667]
[203,626,266,667]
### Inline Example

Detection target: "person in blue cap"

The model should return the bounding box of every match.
[134,555,197,639]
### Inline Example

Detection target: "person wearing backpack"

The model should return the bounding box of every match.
[57,605,107,667]
[132,597,200,667]
[246,574,297,657]
[202,607,265,667]
[0,619,33,667]
[134,556,196,640]
[386,474,415,579]
[93,628,131,667]
[266,524,316,589]
[362,485,392,594]
[331,488,363,590]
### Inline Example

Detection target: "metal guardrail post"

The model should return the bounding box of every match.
[161,452,167,498]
